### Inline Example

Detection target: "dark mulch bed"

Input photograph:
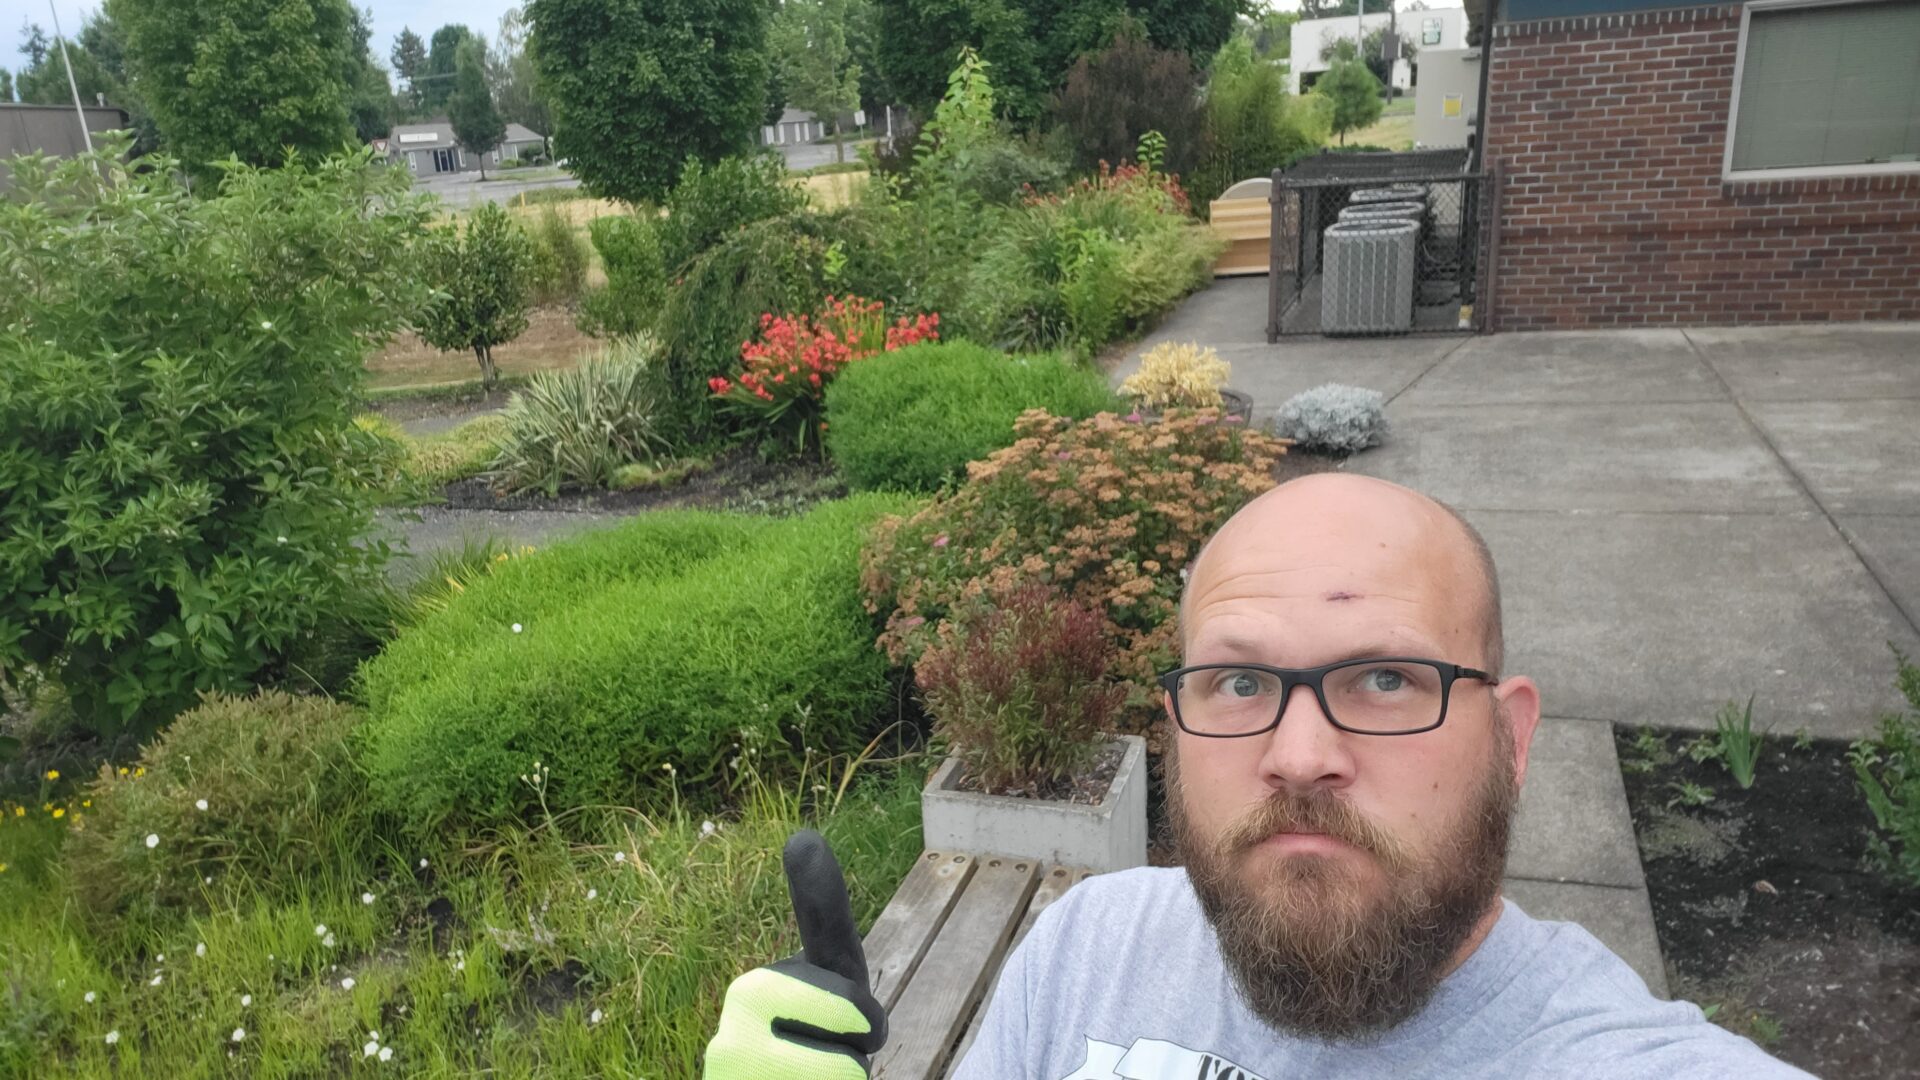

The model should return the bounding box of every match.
[439,448,845,516]
[1615,727,1920,1076]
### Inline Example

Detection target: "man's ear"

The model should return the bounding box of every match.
[1495,676,1543,789]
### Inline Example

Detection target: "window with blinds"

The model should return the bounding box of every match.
[1729,0,1920,174]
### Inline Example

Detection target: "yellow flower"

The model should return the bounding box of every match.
[11,806,22,818]
[0,863,8,873]
[52,808,65,819]
[44,770,59,781]
[82,800,91,808]
[118,767,129,777]
[134,767,145,777]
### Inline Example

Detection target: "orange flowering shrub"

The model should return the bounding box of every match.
[862,409,1289,723]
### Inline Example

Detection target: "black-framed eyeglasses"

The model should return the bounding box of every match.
[1157,659,1498,738]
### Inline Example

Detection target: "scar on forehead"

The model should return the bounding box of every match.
[1324,591,1364,602]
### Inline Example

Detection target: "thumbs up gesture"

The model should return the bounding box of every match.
[704,830,889,1079]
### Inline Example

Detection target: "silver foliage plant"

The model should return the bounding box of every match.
[1273,383,1391,454]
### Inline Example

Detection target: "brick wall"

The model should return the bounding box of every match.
[1484,5,1920,330]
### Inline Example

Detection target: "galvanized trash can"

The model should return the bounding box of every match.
[1321,219,1419,335]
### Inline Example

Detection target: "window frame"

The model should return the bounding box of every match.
[1723,0,1920,181]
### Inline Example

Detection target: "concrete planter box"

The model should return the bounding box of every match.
[921,734,1148,872]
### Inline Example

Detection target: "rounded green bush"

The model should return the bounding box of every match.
[63,691,369,928]
[356,495,916,834]
[824,342,1120,492]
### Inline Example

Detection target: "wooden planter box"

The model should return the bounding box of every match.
[920,734,1148,873]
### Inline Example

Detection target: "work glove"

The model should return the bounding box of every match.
[704,830,888,1079]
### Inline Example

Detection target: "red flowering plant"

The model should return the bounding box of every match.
[708,295,940,457]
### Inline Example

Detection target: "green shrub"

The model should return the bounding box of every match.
[527,205,591,305]
[493,336,669,495]
[863,411,1288,716]
[655,216,838,444]
[1188,38,1328,210]
[357,495,915,833]
[0,141,429,736]
[1851,647,1920,890]
[357,412,508,493]
[656,153,809,274]
[825,341,1118,491]
[63,692,370,928]
[962,164,1222,353]
[578,212,667,338]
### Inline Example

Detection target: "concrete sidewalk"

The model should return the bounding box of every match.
[1117,277,1920,995]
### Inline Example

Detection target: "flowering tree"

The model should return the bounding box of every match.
[708,296,939,457]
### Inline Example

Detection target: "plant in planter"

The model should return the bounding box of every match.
[1118,341,1253,423]
[913,584,1148,870]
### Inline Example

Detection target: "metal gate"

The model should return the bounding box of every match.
[1265,150,1497,340]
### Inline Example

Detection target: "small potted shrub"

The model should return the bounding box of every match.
[1119,341,1253,424]
[914,583,1148,871]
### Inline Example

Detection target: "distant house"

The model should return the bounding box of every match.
[0,103,129,190]
[1289,8,1469,94]
[386,121,546,176]
[761,108,829,146]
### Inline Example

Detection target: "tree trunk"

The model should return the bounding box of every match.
[475,344,498,390]
[833,119,845,164]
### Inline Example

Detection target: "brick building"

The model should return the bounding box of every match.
[1466,0,1920,329]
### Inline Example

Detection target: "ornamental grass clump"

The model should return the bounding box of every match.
[1119,341,1232,411]
[915,585,1127,795]
[492,335,669,495]
[862,409,1289,716]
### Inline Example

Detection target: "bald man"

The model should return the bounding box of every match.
[947,474,1807,1080]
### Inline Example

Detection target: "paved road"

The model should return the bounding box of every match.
[415,171,583,209]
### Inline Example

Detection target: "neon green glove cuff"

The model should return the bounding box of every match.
[706,966,876,1080]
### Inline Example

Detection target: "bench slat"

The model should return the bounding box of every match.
[942,865,1095,1078]
[865,851,977,1011]
[871,855,1040,1080]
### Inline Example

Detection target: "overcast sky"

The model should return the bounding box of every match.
[8,0,1461,80]
[7,1,526,75]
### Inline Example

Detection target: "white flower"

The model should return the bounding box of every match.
[341,977,355,990]
[313,924,327,937]
[613,852,625,863]
[155,954,164,964]
[364,1040,380,1058]
[196,799,209,812]
[454,959,465,972]
[105,1030,120,1046]
[419,858,429,869]
[586,888,597,901]
[323,933,336,948]
[145,834,160,849]
[370,1030,380,1042]
[276,535,287,544]
[196,942,206,958]
[231,1027,246,1043]
[241,994,252,1007]
[590,1008,603,1025]
[205,876,213,884]
[361,892,375,905]
[149,974,163,986]
[379,1047,394,1063]
[84,991,96,1004]
[260,320,273,331]
[267,955,274,962]
[511,623,523,633]
[700,820,716,838]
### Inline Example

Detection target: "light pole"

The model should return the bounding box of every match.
[49,0,94,153]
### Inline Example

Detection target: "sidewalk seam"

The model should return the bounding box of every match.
[1681,328,1920,640]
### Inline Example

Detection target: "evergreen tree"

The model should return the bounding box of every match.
[391,27,428,111]
[423,24,472,112]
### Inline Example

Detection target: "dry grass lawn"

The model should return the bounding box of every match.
[368,306,599,391]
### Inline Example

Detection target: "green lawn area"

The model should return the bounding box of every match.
[1346,94,1416,150]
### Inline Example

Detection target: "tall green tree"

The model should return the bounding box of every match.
[449,38,506,178]
[1320,26,1414,92]
[0,68,12,103]
[346,6,395,142]
[490,6,552,143]
[417,203,534,389]
[771,0,863,163]
[1312,57,1382,145]
[527,0,773,203]
[423,24,472,112]
[875,0,1238,123]
[108,0,358,175]
[391,27,428,111]
[16,16,160,154]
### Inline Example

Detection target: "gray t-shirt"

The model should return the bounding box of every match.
[949,867,1810,1080]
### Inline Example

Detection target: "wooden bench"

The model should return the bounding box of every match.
[863,851,1097,1080]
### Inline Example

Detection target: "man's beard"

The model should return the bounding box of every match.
[1170,718,1518,1041]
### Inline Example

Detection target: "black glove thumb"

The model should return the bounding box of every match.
[784,829,870,989]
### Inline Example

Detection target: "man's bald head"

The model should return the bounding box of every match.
[1179,474,1504,677]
